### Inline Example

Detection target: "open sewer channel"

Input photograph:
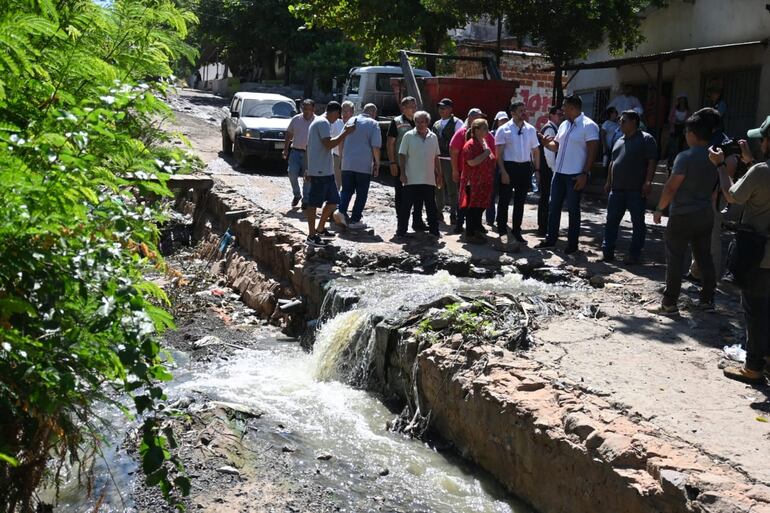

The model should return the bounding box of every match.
[55,270,572,512]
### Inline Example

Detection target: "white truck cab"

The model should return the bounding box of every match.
[342,65,431,116]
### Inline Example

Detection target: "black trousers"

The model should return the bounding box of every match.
[398,184,439,235]
[663,209,716,307]
[394,174,424,227]
[537,165,553,235]
[465,207,484,236]
[741,267,770,371]
[497,161,532,236]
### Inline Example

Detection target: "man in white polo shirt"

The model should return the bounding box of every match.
[538,95,600,254]
[494,101,540,242]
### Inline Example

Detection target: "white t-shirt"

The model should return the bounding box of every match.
[553,113,600,175]
[399,129,440,186]
[601,120,619,149]
[439,117,464,133]
[607,94,643,115]
[306,116,333,177]
[330,118,344,156]
[494,120,539,163]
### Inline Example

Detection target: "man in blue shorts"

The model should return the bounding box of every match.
[305,102,355,246]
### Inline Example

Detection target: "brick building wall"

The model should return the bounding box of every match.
[455,42,566,130]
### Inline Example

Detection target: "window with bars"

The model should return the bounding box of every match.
[701,67,760,139]
[575,88,610,121]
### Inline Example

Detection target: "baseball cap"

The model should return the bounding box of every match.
[437,98,453,107]
[747,115,770,139]
[494,111,509,121]
[467,108,486,118]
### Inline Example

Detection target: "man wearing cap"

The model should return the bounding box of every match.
[494,101,540,242]
[433,98,464,225]
[450,108,491,234]
[709,115,770,385]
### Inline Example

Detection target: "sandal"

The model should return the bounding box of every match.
[723,365,766,385]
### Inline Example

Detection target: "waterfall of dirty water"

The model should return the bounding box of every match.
[180,333,532,513]
[50,270,563,512]
[310,270,570,386]
[312,309,368,381]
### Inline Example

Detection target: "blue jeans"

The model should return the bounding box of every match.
[338,171,371,223]
[546,173,582,248]
[602,190,646,258]
[287,149,310,200]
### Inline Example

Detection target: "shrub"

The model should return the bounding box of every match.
[0,0,197,510]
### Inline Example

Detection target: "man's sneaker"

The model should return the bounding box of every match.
[333,210,348,227]
[292,195,301,207]
[723,365,766,385]
[316,228,334,238]
[412,221,428,232]
[623,255,641,265]
[646,303,679,316]
[693,299,715,311]
[683,272,701,285]
[348,221,367,230]
[535,240,556,249]
[393,232,411,242]
[305,234,328,247]
[564,245,579,255]
[511,232,525,243]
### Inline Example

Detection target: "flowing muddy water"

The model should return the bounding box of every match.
[54,270,571,512]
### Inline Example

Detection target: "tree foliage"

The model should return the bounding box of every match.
[0,0,197,510]
[194,0,336,81]
[294,40,366,92]
[289,0,466,73]
[425,0,664,101]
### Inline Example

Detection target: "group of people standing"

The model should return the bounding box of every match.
[281,90,770,385]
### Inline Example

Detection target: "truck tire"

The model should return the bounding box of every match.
[222,126,233,155]
[233,139,248,167]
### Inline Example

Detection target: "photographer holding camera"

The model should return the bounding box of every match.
[709,115,770,385]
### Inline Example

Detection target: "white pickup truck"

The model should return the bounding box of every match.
[221,92,297,165]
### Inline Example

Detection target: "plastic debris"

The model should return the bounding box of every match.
[723,344,746,363]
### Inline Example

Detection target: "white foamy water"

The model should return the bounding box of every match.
[180,333,532,513]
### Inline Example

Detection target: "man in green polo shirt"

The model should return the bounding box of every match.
[388,96,426,232]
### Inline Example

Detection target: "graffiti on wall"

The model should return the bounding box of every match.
[516,88,554,130]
